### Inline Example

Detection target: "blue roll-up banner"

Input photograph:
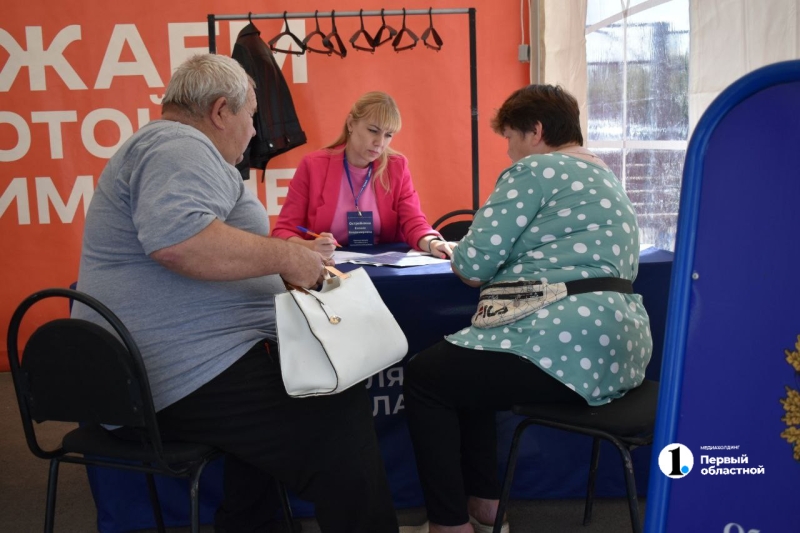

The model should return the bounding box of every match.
[646,61,800,532]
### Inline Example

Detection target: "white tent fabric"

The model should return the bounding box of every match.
[537,0,589,138]
[534,0,800,135]
[689,0,800,131]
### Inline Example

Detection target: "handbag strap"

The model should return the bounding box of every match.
[284,266,352,293]
[324,265,350,280]
[564,277,633,295]
[284,282,309,293]
[285,282,342,325]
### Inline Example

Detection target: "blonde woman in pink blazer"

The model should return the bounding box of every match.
[272,92,453,260]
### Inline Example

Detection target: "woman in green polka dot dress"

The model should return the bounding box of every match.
[401,85,652,533]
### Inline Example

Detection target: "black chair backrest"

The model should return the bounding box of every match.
[438,221,473,242]
[23,319,146,427]
[6,288,162,459]
[432,209,476,241]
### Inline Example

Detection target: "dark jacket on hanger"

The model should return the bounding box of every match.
[232,22,307,180]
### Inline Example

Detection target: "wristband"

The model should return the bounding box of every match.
[427,238,440,253]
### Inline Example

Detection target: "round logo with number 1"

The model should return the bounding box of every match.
[658,443,694,478]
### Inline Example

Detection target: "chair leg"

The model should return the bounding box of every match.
[189,460,212,533]
[145,472,166,533]
[44,458,60,533]
[611,440,643,533]
[583,437,601,525]
[277,480,296,532]
[494,419,535,533]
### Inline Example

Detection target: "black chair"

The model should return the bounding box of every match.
[432,209,476,241]
[493,380,659,533]
[6,288,295,533]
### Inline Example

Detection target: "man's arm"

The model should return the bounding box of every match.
[151,219,323,288]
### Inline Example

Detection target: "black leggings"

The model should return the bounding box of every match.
[403,340,583,526]
[152,340,397,533]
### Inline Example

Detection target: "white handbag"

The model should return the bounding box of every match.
[274,266,408,397]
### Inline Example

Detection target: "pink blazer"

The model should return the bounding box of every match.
[271,148,440,249]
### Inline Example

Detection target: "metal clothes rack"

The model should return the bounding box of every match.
[207,8,480,211]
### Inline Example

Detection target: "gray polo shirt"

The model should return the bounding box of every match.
[73,120,284,411]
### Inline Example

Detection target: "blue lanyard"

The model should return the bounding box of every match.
[343,158,372,216]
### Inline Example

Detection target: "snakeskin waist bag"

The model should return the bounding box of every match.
[471,277,634,329]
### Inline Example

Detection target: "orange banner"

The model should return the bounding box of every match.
[1,0,529,370]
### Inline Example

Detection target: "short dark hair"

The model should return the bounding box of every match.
[491,84,583,146]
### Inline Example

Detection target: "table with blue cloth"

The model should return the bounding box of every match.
[85,246,672,532]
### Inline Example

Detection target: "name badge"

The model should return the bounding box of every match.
[347,211,374,246]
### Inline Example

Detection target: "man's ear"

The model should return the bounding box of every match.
[209,96,228,130]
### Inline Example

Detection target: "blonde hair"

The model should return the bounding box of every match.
[326,91,402,192]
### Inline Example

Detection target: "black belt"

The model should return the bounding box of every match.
[564,277,633,295]
[487,277,634,296]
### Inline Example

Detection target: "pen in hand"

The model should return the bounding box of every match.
[296,226,342,248]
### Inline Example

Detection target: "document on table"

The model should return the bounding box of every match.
[333,250,450,267]
[332,250,374,262]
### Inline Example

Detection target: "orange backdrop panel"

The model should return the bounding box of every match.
[1,0,529,370]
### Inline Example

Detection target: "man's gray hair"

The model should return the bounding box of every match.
[162,54,252,118]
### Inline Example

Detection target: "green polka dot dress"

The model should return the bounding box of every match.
[447,152,652,405]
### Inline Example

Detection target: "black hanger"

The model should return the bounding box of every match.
[374,8,398,47]
[248,11,253,24]
[350,9,376,53]
[421,8,443,51]
[303,10,333,55]
[392,8,419,52]
[322,10,347,57]
[268,11,306,55]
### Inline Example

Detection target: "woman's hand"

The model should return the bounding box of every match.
[429,238,455,259]
[310,232,337,260]
[290,233,337,260]
[418,235,456,259]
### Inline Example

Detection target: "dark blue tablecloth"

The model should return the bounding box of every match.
[338,244,671,376]
[86,247,672,532]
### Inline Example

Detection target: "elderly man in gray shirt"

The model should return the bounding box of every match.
[73,54,398,533]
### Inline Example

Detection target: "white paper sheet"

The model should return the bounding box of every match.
[335,250,450,268]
